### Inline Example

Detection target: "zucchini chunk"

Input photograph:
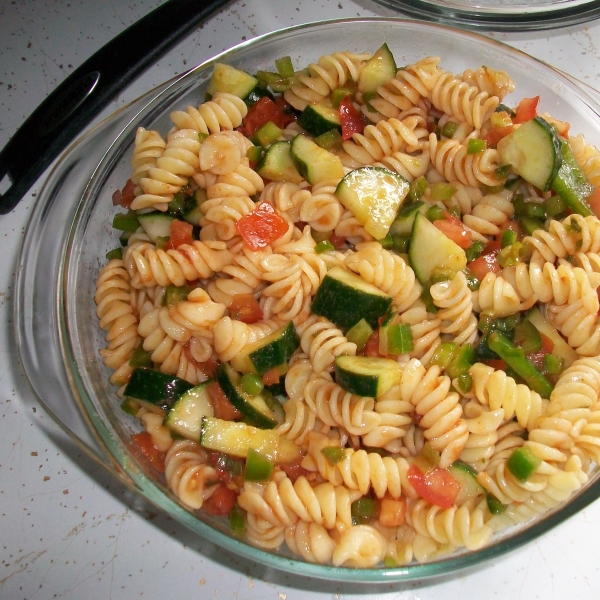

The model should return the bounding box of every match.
[123,368,194,410]
[334,355,402,398]
[310,266,392,330]
[409,212,467,284]
[358,43,397,94]
[497,117,562,191]
[448,461,485,504]
[389,200,426,237]
[137,212,174,244]
[297,102,342,137]
[163,381,214,440]
[255,141,304,184]
[207,63,265,105]
[335,166,410,240]
[215,363,284,429]
[230,321,299,375]
[551,139,594,216]
[200,416,301,463]
[290,134,345,184]
[525,308,578,368]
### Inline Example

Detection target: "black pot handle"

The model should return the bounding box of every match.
[0,0,231,215]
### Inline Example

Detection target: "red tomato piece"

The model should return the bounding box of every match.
[279,458,310,483]
[112,179,136,208]
[513,96,540,124]
[378,497,407,527]
[468,241,502,279]
[229,293,263,324]
[164,219,194,250]
[262,368,281,386]
[433,213,472,249]
[131,432,166,473]
[483,359,508,371]
[485,125,514,148]
[407,464,461,509]
[339,96,366,141]
[236,202,289,250]
[274,95,298,128]
[202,483,238,517]
[208,381,242,421]
[586,187,600,218]
[240,97,287,137]
[328,234,347,249]
[363,330,382,357]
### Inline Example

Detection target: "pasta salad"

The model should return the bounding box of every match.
[96,44,600,568]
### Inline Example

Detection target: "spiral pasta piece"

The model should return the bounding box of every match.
[168,288,227,331]
[364,56,442,121]
[400,359,468,467]
[284,51,370,110]
[429,133,504,187]
[300,179,345,232]
[344,242,422,312]
[472,272,533,318]
[124,240,233,288]
[237,472,361,532]
[373,146,431,183]
[461,189,514,236]
[396,303,442,365]
[458,65,515,100]
[245,514,285,550]
[458,402,505,472]
[331,525,387,568]
[137,406,173,453]
[164,439,218,509]
[430,271,478,345]
[429,70,500,129]
[299,314,356,374]
[303,432,418,500]
[469,362,547,430]
[130,127,166,188]
[285,521,336,564]
[95,259,141,385]
[212,315,285,362]
[170,91,248,133]
[408,499,493,551]
[569,133,600,188]
[199,130,254,176]
[334,209,373,245]
[138,306,191,367]
[199,195,257,241]
[341,114,428,166]
[304,374,381,436]
[261,181,311,223]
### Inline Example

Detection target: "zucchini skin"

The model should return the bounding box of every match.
[123,368,195,409]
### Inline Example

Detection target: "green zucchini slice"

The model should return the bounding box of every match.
[123,368,194,410]
[290,134,345,184]
[497,116,562,191]
[215,363,284,429]
[255,141,304,184]
[334,355,402,398]
[358,43,397,94]
[163,381,214,440]
[409,212,467,284]
[297,102,342,137]
[310,266,392,330]
[335,166,410,240]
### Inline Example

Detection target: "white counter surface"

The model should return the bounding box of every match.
[2,1,600,598]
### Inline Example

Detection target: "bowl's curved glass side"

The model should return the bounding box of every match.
[23,17,600,582]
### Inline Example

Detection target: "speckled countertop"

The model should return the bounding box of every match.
[2,1,600,598]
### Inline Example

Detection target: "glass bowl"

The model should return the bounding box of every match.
[15,17,600,583]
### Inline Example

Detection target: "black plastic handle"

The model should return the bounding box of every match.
[0,0,231,215]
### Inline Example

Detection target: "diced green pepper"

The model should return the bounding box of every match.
[112,211,140,232]
[244,449,274,482]
[501,229,518,248]
[465,240,485,263]
[430,182,456,202]
[409,176,428,202]
[163,284,194,306]
[346,318,374,351]
[441,121,459,138]
[506,446,541,482]
[331,87,354,108]
[426,205,446,222]
[430,267,455,283]
[430,342,459,370]
[463,268,480,291]
[321,445,345,465]
[387,323,414,355]
[486,493,506,515]
[351,497,378,520]
[275,55,294,78]
[314,129,342,150]
[457,372,473,393]
[467,138,487,154]
[391,234,409,254]
[229,503,246,536]
[315,240,335,254]
[514,320,542,354]
[543,195,567,219]
[240,373,265,397]
[523,201,547,220]
[105,247,123,260]
[446,344,475,379]
[520,217,544,236]
[246,145,263,163]
[129,346,153,368]
[377,232,394,249]
[254,121,283,147]
[543,353,564,375]
[120,397,140,415]
[487,331,554,398]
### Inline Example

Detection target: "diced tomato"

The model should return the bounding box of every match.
[164,219,194,250]
[183,343,219,378]
[229,293,263,324]
[433,213,472,249]
[208,381,242,421]
[239,97,288,137]
[328,234,347,249]
[407,464,461,509]
[513,96,540,124]
[274,95,298,128]
[202,483,238,517]
[586,187,600,218]
[363,330,382,357]
[339,96,366,141]
[468,241,502,279]
[378,497,406,527]
[483,359,507,371]
[236,202,289,250]
[262,368,281,386]
[112,179,136,208]
[485,125,514,148]
[279,459,309,483]
[131,432,166,473]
